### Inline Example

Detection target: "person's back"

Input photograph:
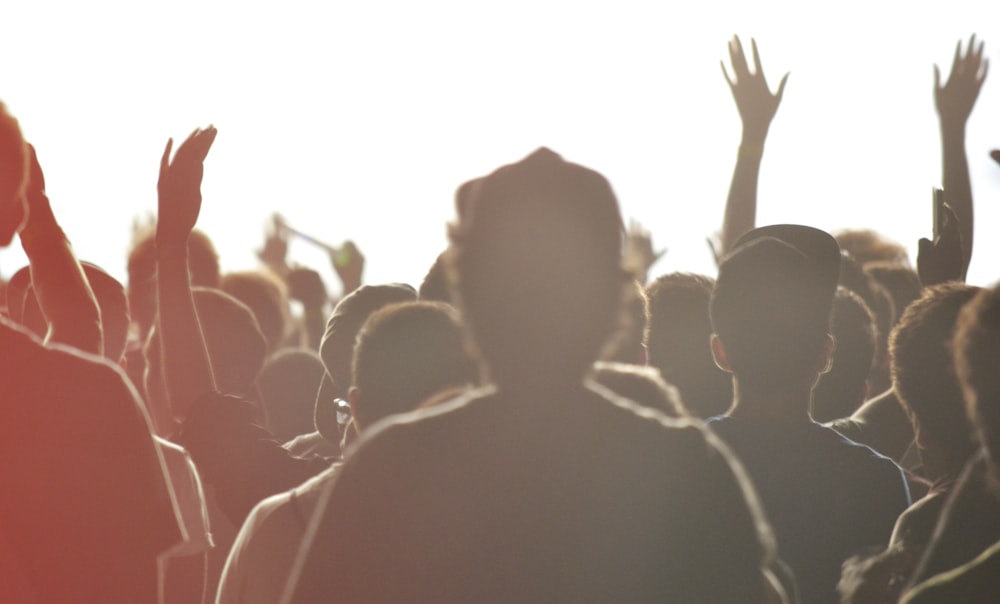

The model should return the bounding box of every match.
[295,384,774,603]
[285,148,784,604]
[707,225,910,604]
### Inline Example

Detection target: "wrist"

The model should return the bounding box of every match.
[737,140,765,161]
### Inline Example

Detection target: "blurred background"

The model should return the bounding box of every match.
[3,0,1000,291]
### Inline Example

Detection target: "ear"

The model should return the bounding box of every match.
[710,334,733,373]
[817,334,836,375]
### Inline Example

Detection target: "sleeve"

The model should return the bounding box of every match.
[176,391,331,527]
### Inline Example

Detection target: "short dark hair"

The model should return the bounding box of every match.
[864,262,922,326]
[812,288,876,422]
[258,349,327,442]
[351,301,474,428]
[890,283,980,476]
[711,237,833,385]
[834,229,909,266]
[645,272,731,419]
[953,283,1000,476]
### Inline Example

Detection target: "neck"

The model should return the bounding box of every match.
[726,375,816,423]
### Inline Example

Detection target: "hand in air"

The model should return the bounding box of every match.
[624,219,666,282]
[721,36,789,140]
[935,35,988,129]
[258,213,290,274]
[917,202,965,286]
[157,126,217,248]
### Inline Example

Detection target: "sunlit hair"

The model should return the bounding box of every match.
[864,262,922,327]
[351,301,474,429]
[812,288,876,422]
[890,283,980,478]
[221,270,291,353]
[834,229,910,266]
[646,272,732,419]
[953,283,1000,490]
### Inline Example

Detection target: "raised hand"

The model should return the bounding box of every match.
[917,202,965,287]
[157,126,217,248]
[331,240,364,296]
[721,36,789,142]
[935,35,988,129]
[258,213,290,275]
[624,218,666,283]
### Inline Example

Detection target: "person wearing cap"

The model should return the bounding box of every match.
[285,148,788,604]
[707,224,911,604]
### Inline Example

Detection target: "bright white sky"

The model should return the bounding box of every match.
[3,0,1000,292]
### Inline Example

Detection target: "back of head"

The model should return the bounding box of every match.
[351,301,475,428]
[319,283,418,398]
[812,288,877,422]
[952,283,1000,480]
[711,227,839,387]
[865,262,922,325]
[126,227,221,336]
[220,270,290,353]
[258,349,327,441]
[191,287,268,396]
[646,272,731,418]
[0,101,28,246]
[446,148,626,387]
[834,229,909,266]
[890,283,980,477]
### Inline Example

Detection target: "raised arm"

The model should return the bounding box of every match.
[935,35,987,274]
[719,36,789,257]
[18,145,103,354]
[155,127,219,419]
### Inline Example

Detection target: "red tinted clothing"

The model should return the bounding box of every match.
[0,318,180,603]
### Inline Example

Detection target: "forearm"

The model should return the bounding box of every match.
[721,134,766,256]
[940,125,973,273]
[20,197,103,354]
[156,244,217,419]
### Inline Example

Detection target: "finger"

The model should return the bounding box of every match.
[775,72,790,101]
[990,149,1000,166]
[751,38,763,76]
[159,138,174,176]
[974,38,985,67]
[951,39,962,76]
[729,36,749,80]
[933,64,942,90]
[979,57,989,84]
[720,60,735,89]
[966,34,977,62]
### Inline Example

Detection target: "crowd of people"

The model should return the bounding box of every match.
[2,35,1000,603]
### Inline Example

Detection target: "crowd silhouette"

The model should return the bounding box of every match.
[2,34,1000,604]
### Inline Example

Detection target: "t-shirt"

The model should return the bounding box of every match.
[902,538,1000,603]
[285,383,783,604]
[217,464,339,604]
[906,452,1000,588]
[708,415,911,604]
[0,318,180,603]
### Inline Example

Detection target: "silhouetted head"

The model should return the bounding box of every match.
[953,283,1000,490]
[144,287,266,435]
[0,101,28,246]
[812,288,877,422]
[221,270,291,353]
[314,283,417,441]
[892,283,980,480]
[864,262,922,326]
[258,349,327,442]
[446,148,627,389]
[349,301,474,431]
[418,252,453,304]
[645,272,731,419]
[127,227,220,337]
[711,225,839,391]
[834,229,909,266]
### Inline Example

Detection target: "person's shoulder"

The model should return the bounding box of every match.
[902,538,1000,604]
